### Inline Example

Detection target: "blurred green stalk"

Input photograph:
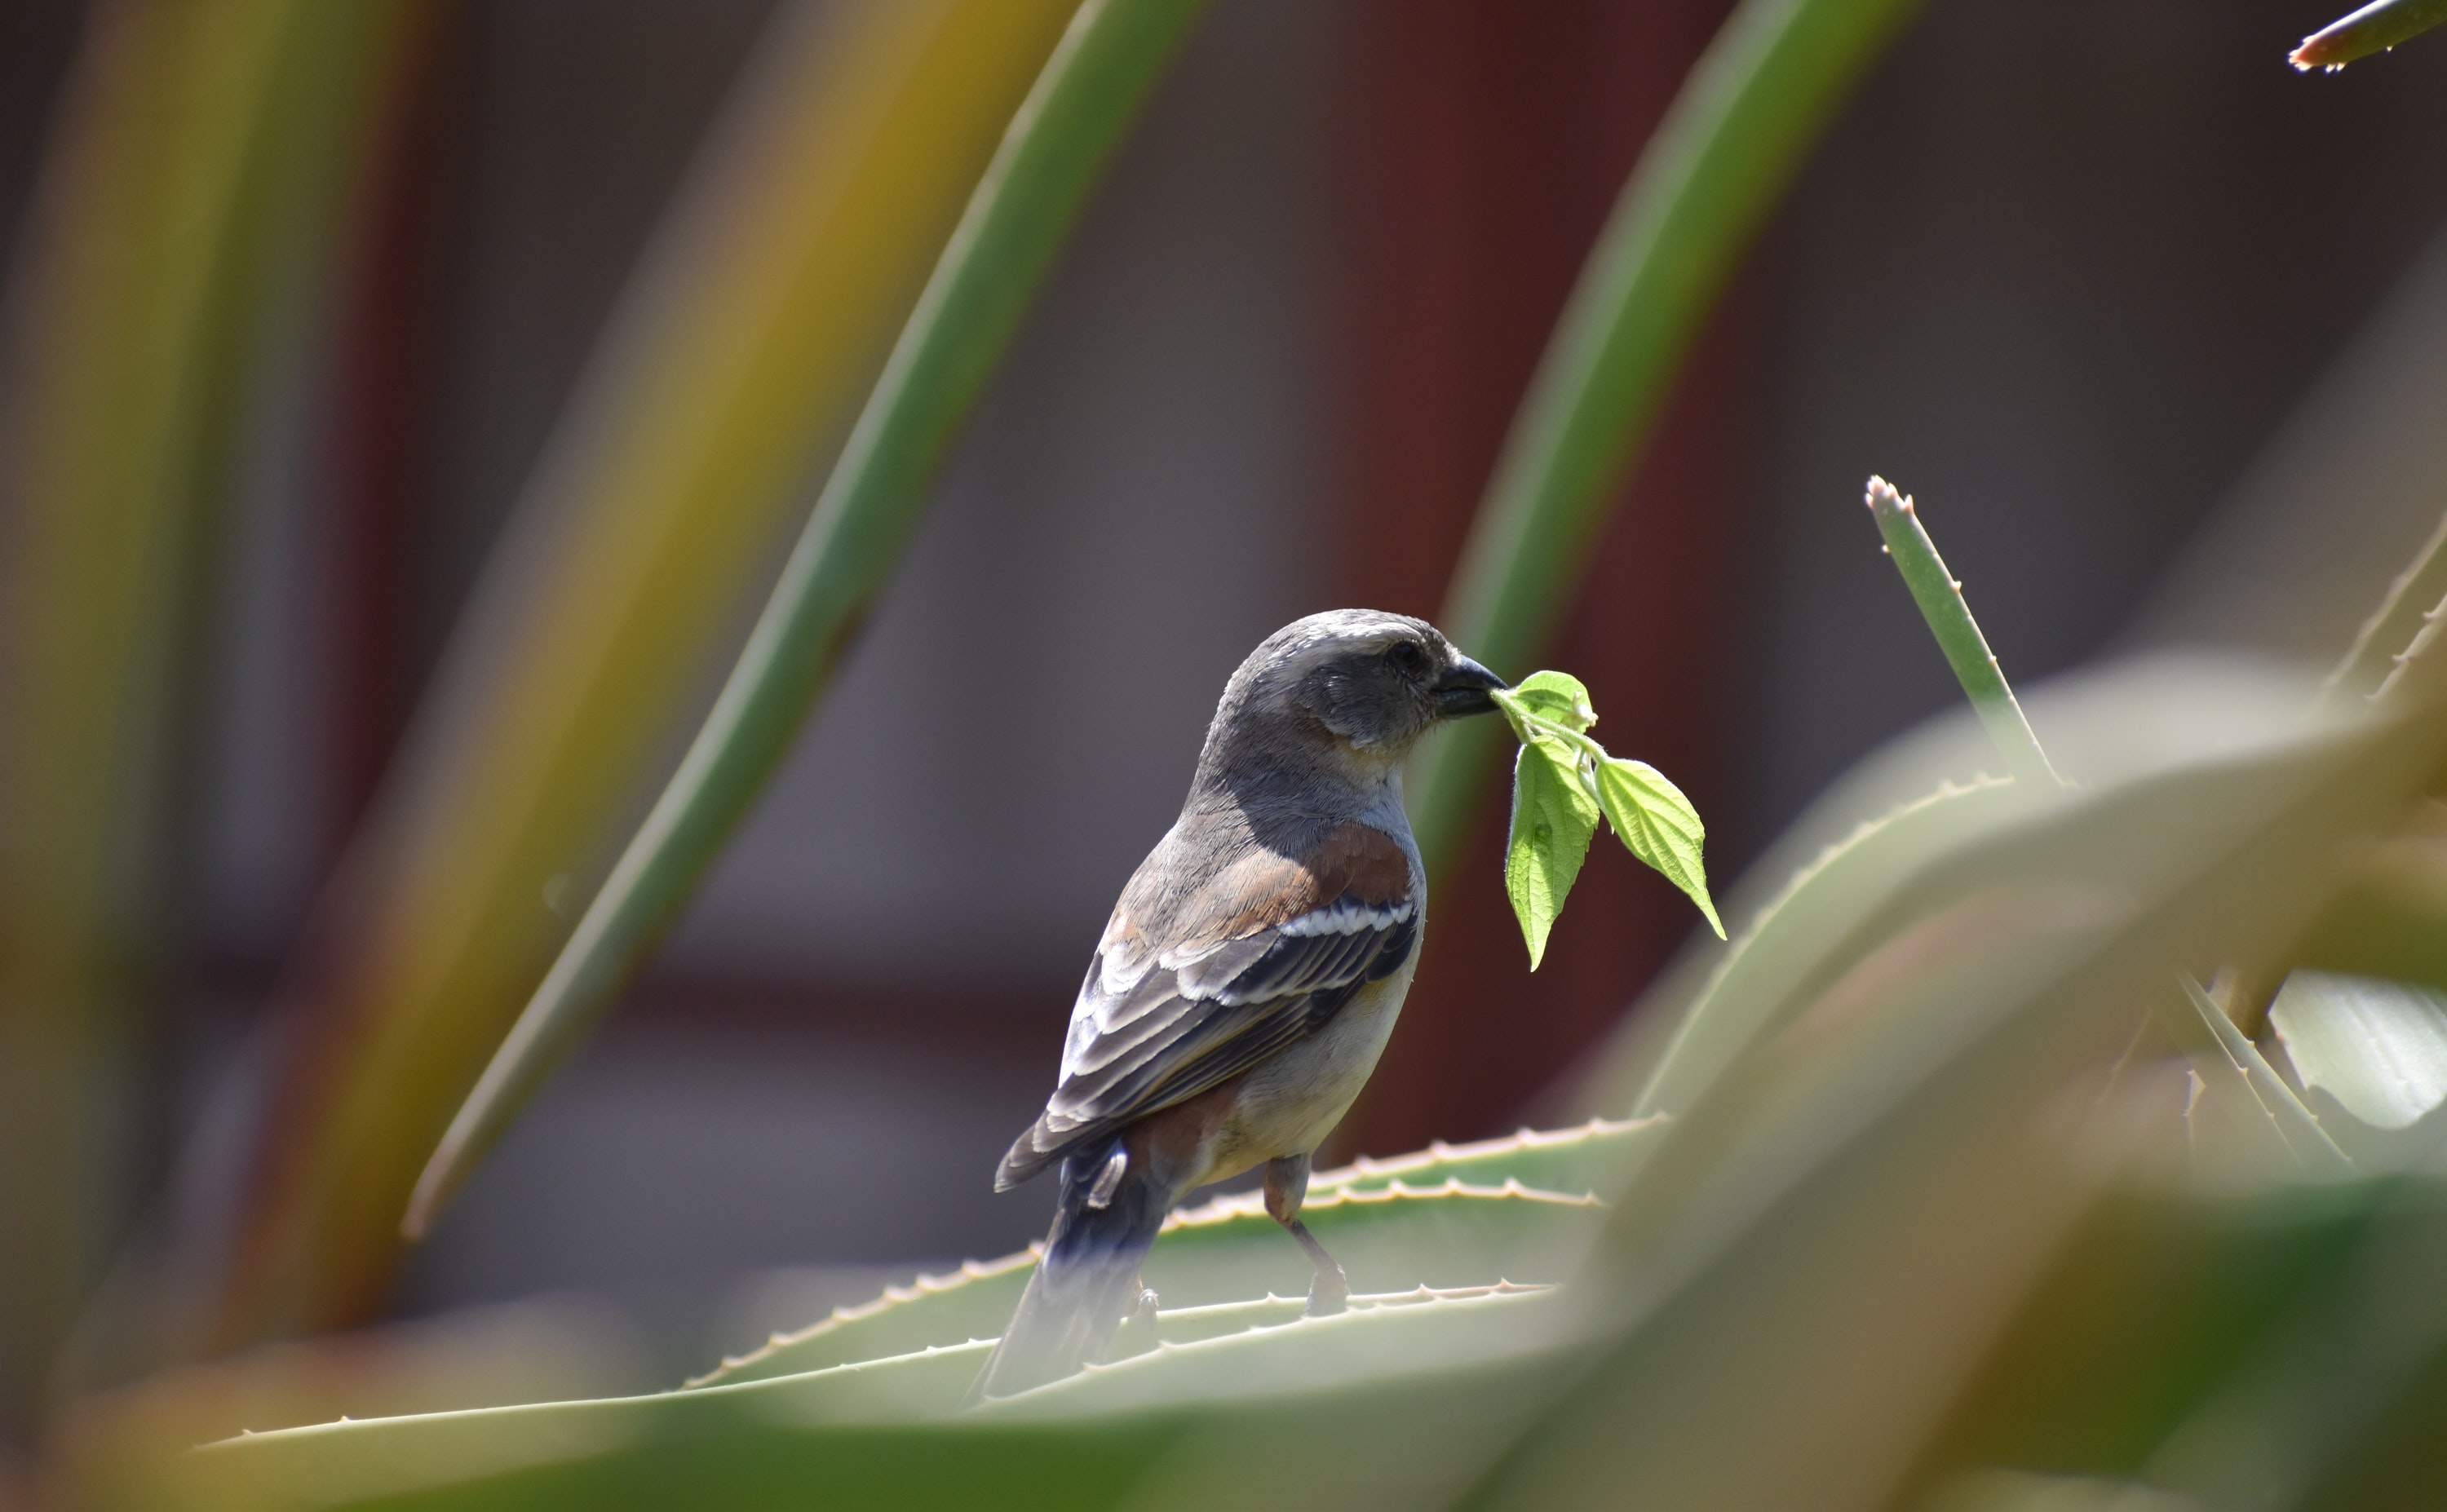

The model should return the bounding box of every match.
[211,0,1087,1348]
[405,0,1210,1236]
[1412,0,1927,878]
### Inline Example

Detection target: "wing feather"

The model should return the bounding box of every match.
[996,819,1418,1187]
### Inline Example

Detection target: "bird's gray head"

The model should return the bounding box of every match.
[1194,609,1507,797]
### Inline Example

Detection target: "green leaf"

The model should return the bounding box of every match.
[1480,682,2447,1510]
[1592,757,1726,939]
[690,1121,1658,1395]
[157,1289,1577,1512]
[2269,971,2447,1131]
[1498,671,1597,736]
[2317,512,2447,713]
[1505,743,1600,969]
[1613,777,2037,1120]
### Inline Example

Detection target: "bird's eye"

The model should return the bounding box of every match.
[1387,640,1427,676]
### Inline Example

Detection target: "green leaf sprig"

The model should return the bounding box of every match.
[1490,670,1725,968]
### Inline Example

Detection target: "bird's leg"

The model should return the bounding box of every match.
[1264,1153,1349,1316]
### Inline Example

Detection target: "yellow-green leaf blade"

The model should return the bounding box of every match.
[1593,756,1725,938]
[1505,743,1600,969]
[1497,670,1597,736]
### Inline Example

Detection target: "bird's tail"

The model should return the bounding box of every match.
[974,1138,1170,1400]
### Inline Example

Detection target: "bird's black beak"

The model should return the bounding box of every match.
[1432,656,1506,718]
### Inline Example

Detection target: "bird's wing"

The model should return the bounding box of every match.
[996,820,1416,1187]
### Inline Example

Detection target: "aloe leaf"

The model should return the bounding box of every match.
[1409,0,1927,876]
[2176,973,2352,1174]
[694,1180,1604,1387]
[1622,776,2041,1120]
[402,0,1208,1243]
[2269,971,2447,1131]
[2290,0,2447,70]
[1153,1183,1599,1318]
[1122,1283,1548,1352]
[1502,742,1601,970]
[1909,1180,2414,1503]
[984,1284,1569,1416]
[2317,510,2447,712]
[2280,798,2447,1010]
[688,1251,1035,1389]
[1316,1116,1667,1197]
[1592,757,1726,939]
[84,640,2447,1512]
[149,1288,1572,1512]
[1864,477,2064,790]
[204,0,1095,1345]
[165,1347,1007,1510]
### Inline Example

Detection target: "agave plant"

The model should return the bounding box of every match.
[79,480,2447,1509]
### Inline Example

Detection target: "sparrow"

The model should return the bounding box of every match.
[976,608,1505,1399]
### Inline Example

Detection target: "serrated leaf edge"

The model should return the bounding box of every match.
[689,1178,1604,1387]
[1312,1115,1660,1192]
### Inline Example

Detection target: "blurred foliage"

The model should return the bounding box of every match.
[66,632,2447,1506]
[0,0,422,1436]
[10,0,2447,1507]
[204,0,1084,1351]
